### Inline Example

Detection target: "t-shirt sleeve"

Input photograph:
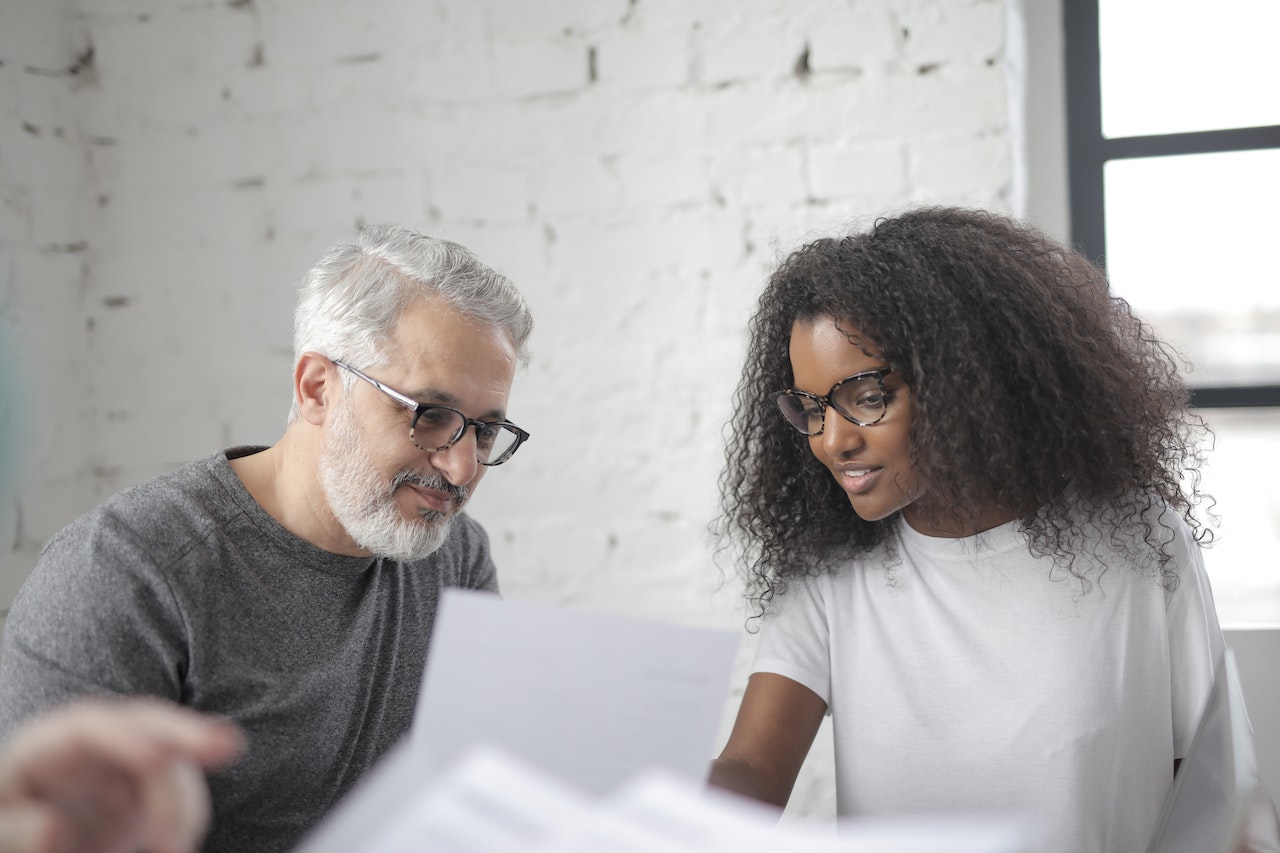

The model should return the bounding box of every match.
[1164,510,1228,759]
[0,509,188,738]
[751,572,834,708]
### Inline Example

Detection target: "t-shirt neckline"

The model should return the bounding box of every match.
[895,513,1026,561]
[210,446,381,577]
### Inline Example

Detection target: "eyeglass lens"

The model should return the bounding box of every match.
[777,373,889,434]
[410,408,521,464]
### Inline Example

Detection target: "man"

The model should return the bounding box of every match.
[0,225,533,852]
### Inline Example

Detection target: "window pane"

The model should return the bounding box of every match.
[1196,408,1280,628]
[1100,0,1280,138]
[1103,149,1280,385]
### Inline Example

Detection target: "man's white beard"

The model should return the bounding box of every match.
[319,397,460,562]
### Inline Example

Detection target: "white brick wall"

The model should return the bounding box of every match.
[0,0,92,605]
[0,0,1022,819]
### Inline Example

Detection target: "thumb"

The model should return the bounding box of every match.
[135,760,212,853]
[0,804,62,853]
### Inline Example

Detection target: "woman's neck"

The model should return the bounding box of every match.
[900,502,1018,538]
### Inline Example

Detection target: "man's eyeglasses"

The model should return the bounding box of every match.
[775,368,895,435]
[332,360,529,466]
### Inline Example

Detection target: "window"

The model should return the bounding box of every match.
[1064,0,1280,625]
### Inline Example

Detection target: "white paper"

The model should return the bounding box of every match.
[299,746,1031,853]
[412,589,740,795]
[297,591,1030,853]
[599,770,1029,853]
[366,746,593,853]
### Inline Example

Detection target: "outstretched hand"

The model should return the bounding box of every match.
[0,698,244,853]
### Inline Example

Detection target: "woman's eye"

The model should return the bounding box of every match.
[854,391,885,408]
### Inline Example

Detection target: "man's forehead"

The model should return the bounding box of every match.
[377,303,516,414]
[392,297,512,344]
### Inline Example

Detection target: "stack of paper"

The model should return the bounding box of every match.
[294,591,1029,853]
[300,744,1029,853]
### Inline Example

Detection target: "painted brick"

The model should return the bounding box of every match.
[707,145,808,208]
[88,8,259,84]
[592,29,691,91]
[804,7,901,72]
[406,40,501,103]
[259,2,418,68]
[0,189,33,245]
[422,99,600,165]
[550,209,744,282]
[0,0,75,67]
[485,0,630,38]
[625,0,762,32]
[12,72,76,134]
[217,67,315,121]
[595,93,710,157]
[912,132,1013,198]
[903,1,1006,67]
[490,36,590,99]
[529,154,624,217]
[853,63,1010,140]
[616,153,710,210]
[280,113,435,178]
[302,58,417,115]
[808,141,911,203]
[699,17,805,86]
[430,162,532,223]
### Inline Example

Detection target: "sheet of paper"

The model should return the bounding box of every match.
[296,743,595,853]
[412,589,740,796]
[596,770,1029,853]
[299,745,1031,853]
[305,591,1025,853]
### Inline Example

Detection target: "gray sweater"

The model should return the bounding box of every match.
[0,447,499,852]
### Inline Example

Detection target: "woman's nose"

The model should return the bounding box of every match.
[817,406,866,458]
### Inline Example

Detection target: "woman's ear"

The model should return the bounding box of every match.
[294,352,335,425]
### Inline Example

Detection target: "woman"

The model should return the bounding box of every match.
[709,207,1278,852]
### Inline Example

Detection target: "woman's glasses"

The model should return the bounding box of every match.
[775,369,894,435]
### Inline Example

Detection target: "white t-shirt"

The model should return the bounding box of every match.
[753,509,1225,853]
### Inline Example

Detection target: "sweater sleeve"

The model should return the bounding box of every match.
[0,508,188,738]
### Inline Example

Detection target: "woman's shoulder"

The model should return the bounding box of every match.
[771,527,900,598]
[1067,494,1200,552]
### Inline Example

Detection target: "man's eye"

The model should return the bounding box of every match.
[475,425,502,449]
[416,409,456,428]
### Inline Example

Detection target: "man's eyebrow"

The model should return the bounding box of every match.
[409,386,507,421]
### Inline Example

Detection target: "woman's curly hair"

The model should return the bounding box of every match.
[717,206,1210,617]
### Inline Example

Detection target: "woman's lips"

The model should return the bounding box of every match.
[837,465,883,494]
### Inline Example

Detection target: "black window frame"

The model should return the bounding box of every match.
[1063,0,1280,409]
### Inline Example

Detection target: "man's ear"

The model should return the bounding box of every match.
[295,352,336,425]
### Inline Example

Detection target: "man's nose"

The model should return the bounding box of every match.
[428,430,480,487]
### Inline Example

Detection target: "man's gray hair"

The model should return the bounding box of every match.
[290,224,532,420]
